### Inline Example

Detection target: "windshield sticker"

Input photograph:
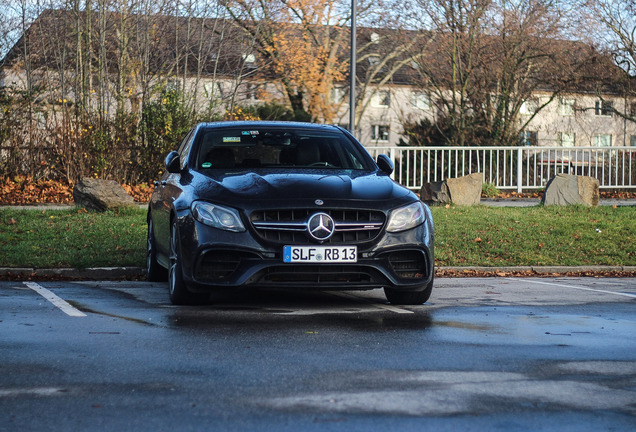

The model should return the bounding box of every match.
[242,130,259,136]
[223,137,241,143]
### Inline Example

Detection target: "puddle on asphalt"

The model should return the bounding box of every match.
[167,308,435,332]
[433,320,493,331]
[429,306,636,349]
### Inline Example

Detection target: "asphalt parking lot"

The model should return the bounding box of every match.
[1,277,635,431]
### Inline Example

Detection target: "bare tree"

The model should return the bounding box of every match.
[577,0,636,121]
[403,0,596,146]
[581,0,636,74]
[474,0,578,145]
[406,0,491,146]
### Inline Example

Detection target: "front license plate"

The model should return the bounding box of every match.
[283,246,357,263]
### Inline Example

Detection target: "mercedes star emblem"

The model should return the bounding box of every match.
[307,212,335,241]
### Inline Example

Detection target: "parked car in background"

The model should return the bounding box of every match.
[147,121,434,305]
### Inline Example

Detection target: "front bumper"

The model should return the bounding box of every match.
[176,214,434,293]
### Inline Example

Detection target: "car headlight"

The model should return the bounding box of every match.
[386,201,426,233]
[191,201,246,232]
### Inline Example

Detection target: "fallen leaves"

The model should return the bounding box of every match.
[121,183,153,203]
[485,191,636,200]
[1,176,73,204]
[0,177,153,205]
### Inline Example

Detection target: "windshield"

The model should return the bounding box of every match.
[193,127,373,171]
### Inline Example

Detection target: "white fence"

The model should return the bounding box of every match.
[366,146,636,192]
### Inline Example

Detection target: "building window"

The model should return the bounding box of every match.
[372,90,390,108]
[630,103,636,118]
[558,99,575,116]
[593,134,612,147]
[166,79,181,91]
[203,83,214,97]
[520,130,538,146]
[242,53,257,70]
[520,98,539,115]
[331,87,346,104]
[595,100,613,116]
[244,83,261,101]
[34,111,47,128]
[631,135,636,146]
[203,82,223,99]
[558,132,575,147]
[371,125,390,142]
[411,92,431,110]
[242,53,256,64]
[368,55,380,67]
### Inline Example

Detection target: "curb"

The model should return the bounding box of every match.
[439,265,636,274]
[0,267,146,280]
[1,266,635,281]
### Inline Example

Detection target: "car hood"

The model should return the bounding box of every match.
[189,169,414,208]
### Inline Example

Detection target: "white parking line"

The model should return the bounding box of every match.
[507,278,636,299]
[0,387,68,397]
[23,282,87,317]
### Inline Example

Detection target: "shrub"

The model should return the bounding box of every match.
[482,182,501,198]
[138,88,198,182]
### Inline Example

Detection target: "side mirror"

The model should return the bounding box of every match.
[165,151,181,174]
[377,154,394,175]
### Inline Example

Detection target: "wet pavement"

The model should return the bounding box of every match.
[1,277,635,431]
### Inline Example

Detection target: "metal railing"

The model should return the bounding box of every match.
[366,146,636,192]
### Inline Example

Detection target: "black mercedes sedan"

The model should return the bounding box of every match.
[147,121,434,305]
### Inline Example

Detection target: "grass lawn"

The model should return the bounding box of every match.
[0,205,635,269]
[433,205,636,266]
[0,207,146,268]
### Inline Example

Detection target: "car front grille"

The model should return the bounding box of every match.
[250,209,385,245]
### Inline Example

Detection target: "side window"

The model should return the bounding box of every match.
[178,129,196,170]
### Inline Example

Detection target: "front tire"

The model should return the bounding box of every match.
[169,221,206,305]
[384,276,434,305]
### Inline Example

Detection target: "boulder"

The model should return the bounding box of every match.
[446,173,483,206]
[542,173,599,207]
[73,178,135,211]
[421,173,482,206]
[419,181,451,205]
